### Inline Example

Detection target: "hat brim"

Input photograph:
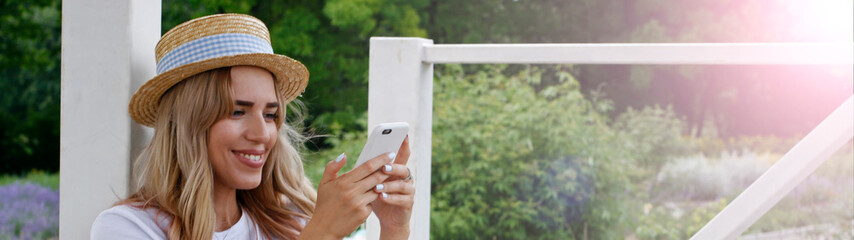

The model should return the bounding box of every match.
[129,53,309,127]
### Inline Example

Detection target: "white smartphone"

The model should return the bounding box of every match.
[352,122,409,169]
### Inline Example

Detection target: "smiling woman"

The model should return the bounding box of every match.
[208,67,281,192]
[89,14,415,240]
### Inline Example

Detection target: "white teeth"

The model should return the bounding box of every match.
[237,152,263,162]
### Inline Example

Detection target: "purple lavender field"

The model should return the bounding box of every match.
[0,182,59,240]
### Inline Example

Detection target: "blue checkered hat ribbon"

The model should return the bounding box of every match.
[156,33,274,74]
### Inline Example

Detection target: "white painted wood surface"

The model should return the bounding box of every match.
[367,37,434,240]
[60,1,159,239]
[691,96,854,240]
[423,43,854,65]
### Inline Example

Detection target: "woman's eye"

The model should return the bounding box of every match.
[232,110,246,117]
[264,113,279,120]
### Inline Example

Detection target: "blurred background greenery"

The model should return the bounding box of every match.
[1,0,852,239]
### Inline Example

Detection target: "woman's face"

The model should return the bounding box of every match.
[208,66,279,190]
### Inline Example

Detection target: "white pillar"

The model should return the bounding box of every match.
[367,37,434,240]
[60,1,159,239]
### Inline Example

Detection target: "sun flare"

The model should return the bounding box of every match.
[787,0,854,41]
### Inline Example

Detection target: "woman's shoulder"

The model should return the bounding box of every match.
[91,204,172,240]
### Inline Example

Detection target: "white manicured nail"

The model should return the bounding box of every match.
[382,192,388,199]
[376,184,384,191]
[335,153,346,162]
[384,165,392,173]
[387,152,396,160]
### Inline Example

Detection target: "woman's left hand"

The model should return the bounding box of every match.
[371,136,415,238]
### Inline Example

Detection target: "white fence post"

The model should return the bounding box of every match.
[367,37,434,240]
[60,0,159,239]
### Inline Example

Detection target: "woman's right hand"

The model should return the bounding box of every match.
[300,152,396,239]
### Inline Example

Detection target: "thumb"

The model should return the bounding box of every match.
[321,152,347,184]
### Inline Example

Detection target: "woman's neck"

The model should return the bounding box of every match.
[212,183,241,232]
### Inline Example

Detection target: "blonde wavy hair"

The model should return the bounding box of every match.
[120,67,317,239]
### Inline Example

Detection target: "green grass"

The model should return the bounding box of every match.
[0,170,59,190]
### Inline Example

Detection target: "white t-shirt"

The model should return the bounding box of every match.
[90,205,274,240]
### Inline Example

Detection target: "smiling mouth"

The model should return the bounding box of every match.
[234,151,263,162]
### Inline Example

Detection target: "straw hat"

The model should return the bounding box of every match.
[129,13,309,127]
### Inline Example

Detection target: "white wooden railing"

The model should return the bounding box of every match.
[367,37,853,239]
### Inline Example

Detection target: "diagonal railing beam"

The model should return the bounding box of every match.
[691,95,854,240]
[423,43,853,65]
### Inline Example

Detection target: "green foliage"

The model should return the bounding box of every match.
[0,0,61,174]
[0,170,59,190]
[613,105,693,177]
[429,65,631,239]
[303,127,368,187]
[634,199,729,239]
[323,0,383,36]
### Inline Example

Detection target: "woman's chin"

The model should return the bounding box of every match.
[234,174,263,190]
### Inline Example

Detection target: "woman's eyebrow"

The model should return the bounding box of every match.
[234,100,278,108]
[235,100,254,107]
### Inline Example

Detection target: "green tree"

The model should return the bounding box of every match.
[429,64,633,239]
[0,0,61,174]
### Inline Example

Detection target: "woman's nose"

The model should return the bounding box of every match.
[245,114,271,143]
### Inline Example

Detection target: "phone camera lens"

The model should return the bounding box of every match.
[382,129,392,135]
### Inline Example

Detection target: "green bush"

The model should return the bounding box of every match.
[612,105,695,201]
[429,65,633,239]
[0,0,62,175]
[304,128,368,187]
[633,198,728,239]
[613,105,693,172]
[0,170,59,190]
[306,64,691,239]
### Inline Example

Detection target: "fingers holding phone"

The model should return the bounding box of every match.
[379,161,412,182]
[376,136,414,207]
[306,153,387,238]
[393,136,411,166]
[341,151,394,183]
[343,152,397,192]
[375,182,415,207]
[308,122,415,238]
[374,163,415,205]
